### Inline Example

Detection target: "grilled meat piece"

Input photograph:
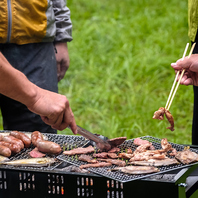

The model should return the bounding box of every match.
[175,148,198,164]
[108,137,127,147]
[107,153,118,159]
[111,165,159,174]
[126,148,133,154]
[118,153,133,159]
[161,138,172,151]
[133,138,155,150]
[79,162,112,169]
[78,154,98,163]
[133,138,150,145]
[108,147,120,153]
[93,152,118,159]
[129,152,166,161]
[161,138,177,156]
[165,109,175,131]
[93,152,108,158]
[153,107,165,120]
[134,143,153,154]
[63,145,95,156]
[29,147,46,158]
[129,158,179,166]
[153,107,175,131]
[97,158,126,167]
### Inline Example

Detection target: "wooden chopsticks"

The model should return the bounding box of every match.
[165,43,196,111]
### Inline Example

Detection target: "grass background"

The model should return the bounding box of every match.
[0,0,193,145]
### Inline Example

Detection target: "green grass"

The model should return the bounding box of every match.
[0,0,193,145]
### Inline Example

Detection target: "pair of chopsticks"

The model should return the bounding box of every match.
[165,42,196,111]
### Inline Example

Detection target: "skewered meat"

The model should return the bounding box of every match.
[164,109,175,131]
[36,140,62,155]
[79,162,112,169]
[97,158,126,167]
[175,147,198,164]
[129,158,179,166]
[63,145,95,156]
[78,155,98,163]
[10,131,31,148]
[152,107,165,120]
[111,166,159,174]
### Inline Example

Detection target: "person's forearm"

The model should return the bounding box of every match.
[0,52,77,133]
[0,52,37,106]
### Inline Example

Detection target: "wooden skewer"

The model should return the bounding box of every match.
[166,42,196,111]
[165,43,189,109]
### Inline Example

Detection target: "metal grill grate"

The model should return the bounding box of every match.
[0,131,89,171]
[57,136,198,183]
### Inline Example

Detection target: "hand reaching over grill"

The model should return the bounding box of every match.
[26,87,77,134]
[0,52,77,134]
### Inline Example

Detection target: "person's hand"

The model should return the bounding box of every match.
[55,42,70,82]
[27,86,77,134]
[171,54,198,86]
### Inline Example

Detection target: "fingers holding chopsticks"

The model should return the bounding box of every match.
[171,54,198,86]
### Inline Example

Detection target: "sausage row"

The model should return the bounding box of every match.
[0,131,62,157]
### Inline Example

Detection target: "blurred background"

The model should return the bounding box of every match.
[1,0,192,144]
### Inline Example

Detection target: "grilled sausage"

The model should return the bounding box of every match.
[0,145,12,157]
[0,141,21,154]
[2,135,24,150]
[37,140,62,154]
[10,131,31,148]
[31,131,44,147]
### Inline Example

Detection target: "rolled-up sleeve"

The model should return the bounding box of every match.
[52,0,73,42]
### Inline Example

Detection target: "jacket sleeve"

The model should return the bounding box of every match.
[52,0,73,42]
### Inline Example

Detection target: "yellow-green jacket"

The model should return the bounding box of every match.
[188,0,198,41]
[0,0,72,45]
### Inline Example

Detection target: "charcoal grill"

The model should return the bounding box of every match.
[0,131,198,198]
